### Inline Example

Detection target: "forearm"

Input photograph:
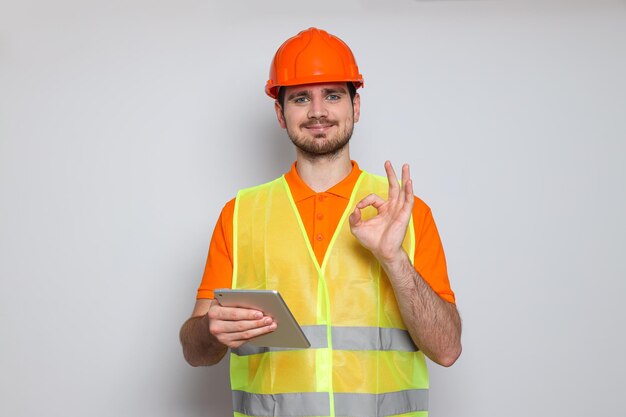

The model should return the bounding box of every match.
[179,314,228,367]
[381,252,462,367]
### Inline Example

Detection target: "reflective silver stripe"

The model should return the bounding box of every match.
[232,390,329,417]
[232,390,428,417]
[335,390,428,417]
[332,327,418,352]
[233,325,417,356]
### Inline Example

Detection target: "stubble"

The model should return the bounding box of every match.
[285,117,354,161]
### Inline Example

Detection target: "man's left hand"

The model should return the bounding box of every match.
[349,161,414,265]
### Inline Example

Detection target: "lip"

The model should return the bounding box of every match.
[304,123,334,133]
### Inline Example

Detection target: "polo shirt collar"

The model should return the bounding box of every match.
[284,161,362,203]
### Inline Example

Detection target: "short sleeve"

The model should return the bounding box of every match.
[196,199,236,299]
[412,197,456,304]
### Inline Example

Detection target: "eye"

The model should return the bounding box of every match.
[293,96,309,104]
[326,94,341,101]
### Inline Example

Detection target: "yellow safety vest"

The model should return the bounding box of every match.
[231,171,429,417]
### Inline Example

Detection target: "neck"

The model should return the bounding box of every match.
[295,146,352,193]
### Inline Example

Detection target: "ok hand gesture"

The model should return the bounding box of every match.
[349,161,414,264]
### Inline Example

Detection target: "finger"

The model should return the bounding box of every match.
[209,304,264,321]
[211,315,275,338]
[405,179,414,203]
[224,321,278,344]
[217,321,278,347]
[402,179,414,215]
[356,193,385,210]
[385,161,399,199]
[401,164,410,189]
[224,316,275,334]
[349,206,362,227]
[398,164,411,202]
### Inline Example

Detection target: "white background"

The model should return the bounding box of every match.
[1,1,625,416]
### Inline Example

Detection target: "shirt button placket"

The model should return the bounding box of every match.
[314,194,326,247]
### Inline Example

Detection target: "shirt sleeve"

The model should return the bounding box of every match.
[412,197,456,304]
[196,199,236,299]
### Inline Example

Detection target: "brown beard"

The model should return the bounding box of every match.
[285,117,354,160]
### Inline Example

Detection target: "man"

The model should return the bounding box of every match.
[180,27,461,417]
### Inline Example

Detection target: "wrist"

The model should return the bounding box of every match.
[377,249,410,272]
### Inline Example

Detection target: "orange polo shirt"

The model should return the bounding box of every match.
[197,161,456,304]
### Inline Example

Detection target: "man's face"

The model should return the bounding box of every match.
[275,82,360,159]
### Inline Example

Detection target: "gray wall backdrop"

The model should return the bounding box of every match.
[2,0,625,416]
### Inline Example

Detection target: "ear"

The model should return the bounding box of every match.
[352,93,361,123]
[274,101,287,129]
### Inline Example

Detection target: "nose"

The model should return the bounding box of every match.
[307,95,328,119]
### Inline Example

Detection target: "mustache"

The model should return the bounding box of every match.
[300,118,338,128]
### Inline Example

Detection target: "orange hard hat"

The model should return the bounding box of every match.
[265,27,364,99]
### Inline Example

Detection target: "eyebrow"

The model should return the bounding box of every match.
[321,87,348,95]
[287,90,310,101]
[286,87,348,101]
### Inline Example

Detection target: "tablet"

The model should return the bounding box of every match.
[214,289,311,349]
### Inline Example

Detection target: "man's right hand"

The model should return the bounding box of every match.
[206,299,277,349]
